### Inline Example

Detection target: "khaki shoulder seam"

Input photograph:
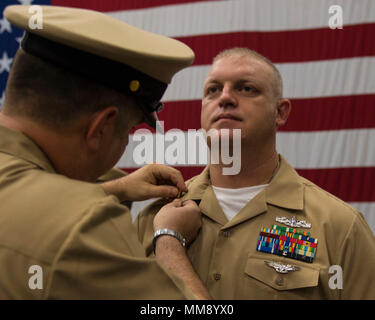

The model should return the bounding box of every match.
[301,178,360,215]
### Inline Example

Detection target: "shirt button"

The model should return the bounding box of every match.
[213,273,221,281]
[275,276,284,286]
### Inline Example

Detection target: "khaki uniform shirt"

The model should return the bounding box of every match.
[136,156,375,299]
[0,125,193,299]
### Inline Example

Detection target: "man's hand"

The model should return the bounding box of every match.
[153,199,210,300]
[100,164,188,202]
[154,199,201,245]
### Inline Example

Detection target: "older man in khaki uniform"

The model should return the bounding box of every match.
[136,48,375,299]
[0,5,211,299]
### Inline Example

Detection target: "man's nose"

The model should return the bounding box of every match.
[219,86,237,108]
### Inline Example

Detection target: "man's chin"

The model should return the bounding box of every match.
[208,126,242,136]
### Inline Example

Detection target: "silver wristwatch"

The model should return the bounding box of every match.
[152,228,187,253]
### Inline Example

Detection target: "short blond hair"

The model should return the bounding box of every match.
[213,47,283,101]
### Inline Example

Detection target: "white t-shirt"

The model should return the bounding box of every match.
[212,184,268,221]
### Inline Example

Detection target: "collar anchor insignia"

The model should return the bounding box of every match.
[265,261,300,274]
[276,216,311,229]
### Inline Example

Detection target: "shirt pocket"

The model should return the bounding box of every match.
[245,254,320,291]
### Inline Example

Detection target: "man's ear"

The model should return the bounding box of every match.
[86,106,119,151]
[275,98,292,128]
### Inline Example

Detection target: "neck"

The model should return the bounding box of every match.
[0,112,94,181]
[209,142,279,188]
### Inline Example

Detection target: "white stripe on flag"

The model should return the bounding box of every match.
[117,129,375,169]
[162,57,375,101]
[277,129,375,169]
[108,0,375,37]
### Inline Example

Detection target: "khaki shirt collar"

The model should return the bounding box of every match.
[265,155,304,210]
[0,125,56,173]
[182,155,304,228]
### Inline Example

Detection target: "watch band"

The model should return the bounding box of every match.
[152,228,187,254]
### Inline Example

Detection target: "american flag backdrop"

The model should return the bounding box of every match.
[1,0,374,233]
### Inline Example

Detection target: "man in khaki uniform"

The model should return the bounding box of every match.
[136,48,375,299]
[0,5,211,299]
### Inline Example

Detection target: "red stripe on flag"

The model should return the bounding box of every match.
[131,94,375,133]
[51,0,220,11]
[120,166,375,202]
[284,95,375,132]
[176,24,375,64]
[297,167,375,202]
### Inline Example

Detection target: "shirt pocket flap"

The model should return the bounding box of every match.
[245,255,320,291]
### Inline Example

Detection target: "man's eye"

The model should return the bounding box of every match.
[240,85,253,92]
[237,85,259,95]
[206,86,218,95]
